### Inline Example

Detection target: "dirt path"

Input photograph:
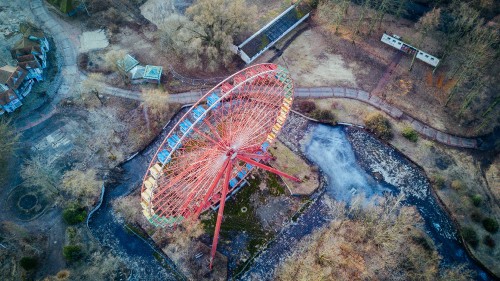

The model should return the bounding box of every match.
[372,52,403,96]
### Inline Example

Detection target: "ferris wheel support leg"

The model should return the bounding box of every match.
[209,161,233,270]
[236,155,301,182]
[194,158,231,219]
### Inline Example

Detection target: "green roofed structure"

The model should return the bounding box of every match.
[118,54,140,73]
[143,65,163,84]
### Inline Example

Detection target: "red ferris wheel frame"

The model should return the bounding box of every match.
[140,63,299,269]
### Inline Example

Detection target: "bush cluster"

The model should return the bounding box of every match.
[470,211,482,223]
[431,174,445,189]
[483,235,496,248]
[63,204,87,225]
[312,109,337,124]
[19,256,38,271]
[482,218,499,233]
[296,100,316,113]
[450,180,465,192]
[471,194,482,207]
[401,126,418,142]
[461,227,479,248]
[63,245,83,262]
[364,113,393,141]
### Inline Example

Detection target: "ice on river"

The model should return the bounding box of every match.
[302,124,393,202]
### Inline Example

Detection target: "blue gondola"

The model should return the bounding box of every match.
[180,119,193,135]
[246,163,253,170]
[157,149,171,164]
[229,178,238,188]
[167,134,181,149]
[207,93,220,108]
[237,170,247,180]
[192,106,206,121]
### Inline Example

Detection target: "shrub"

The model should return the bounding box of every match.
[470,211,482,223]
[482,218,499,233]
[63,245,83,262]
[62,205,87,225]
[461,227,479,248]
[312,109,337,124]
[450,180,465,192]
[401,126,418,142]
[430,174,445,189]
[471,194,482,207]
[297,100,316,113]
[364,112,393,141]
[483,235,496,248]
[20,256,38,270]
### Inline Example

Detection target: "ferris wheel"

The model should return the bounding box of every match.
[140,63,299,269]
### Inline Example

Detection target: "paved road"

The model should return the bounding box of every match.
[26,0,478,150]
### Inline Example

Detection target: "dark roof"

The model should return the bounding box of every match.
[17,54,37,62]
[0,66,28,90]
[11,46,42,59]
[18,60,42,70]
[0,89,18,106]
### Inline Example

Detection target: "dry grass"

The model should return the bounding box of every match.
[268,140,319,195]
[275,195,471,281]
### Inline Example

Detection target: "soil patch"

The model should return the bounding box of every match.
[80,30,109,52]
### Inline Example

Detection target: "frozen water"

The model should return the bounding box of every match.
[302,124,393,202]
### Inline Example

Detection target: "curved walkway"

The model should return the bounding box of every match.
[296,87,478,149]
[98,86,477,148]
[30,0,79,100]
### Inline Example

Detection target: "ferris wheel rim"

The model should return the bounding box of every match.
[141,63,294,226]
[141,63,288,187]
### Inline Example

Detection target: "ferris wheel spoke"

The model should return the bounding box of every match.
[236,154,301,182]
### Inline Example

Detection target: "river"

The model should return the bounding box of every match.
[88,111,493,280]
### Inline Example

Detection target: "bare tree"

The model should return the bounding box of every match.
[159,0,257,71]
[104,49,128,81]
[61,169,103,208]
[318,0,350,33]
[20,155,60,195]
[80,73,105,106]
[141,89,170,120]
[85,107,127,163]
[409,8,441,71]
[274,195,457,281]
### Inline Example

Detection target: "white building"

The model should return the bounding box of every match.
[380,33,440,67]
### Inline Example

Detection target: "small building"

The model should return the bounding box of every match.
[117,54,140,73]
[11,38,48,69]
[380,33,440,67]
[0,87,22,115]
[143,65,163,84]
[118,54,163,84]
[0,65,32,99]
[129,65,146,83]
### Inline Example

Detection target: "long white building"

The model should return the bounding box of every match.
[381,33,440,67]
